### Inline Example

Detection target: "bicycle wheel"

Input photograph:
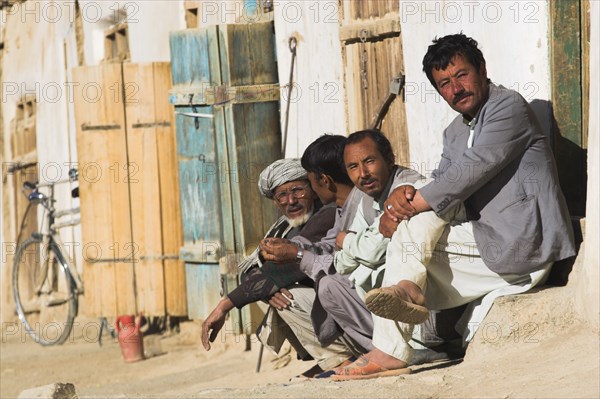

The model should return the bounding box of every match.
[13,235,78,345]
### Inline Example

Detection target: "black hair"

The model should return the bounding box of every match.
[422,33,487,90]
[344,129,395,164]
[301,134,352,185]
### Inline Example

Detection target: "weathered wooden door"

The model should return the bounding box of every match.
[169,22,281,321]
[340,0,409,165]
[2,96,38,319]
[72,62,187,317]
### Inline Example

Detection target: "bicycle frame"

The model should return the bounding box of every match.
[25,175,84,295]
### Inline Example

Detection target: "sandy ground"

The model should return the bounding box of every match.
[1,316,599,399]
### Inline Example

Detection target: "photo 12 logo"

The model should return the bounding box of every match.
[1,1,140,24]
[400,1,540,24]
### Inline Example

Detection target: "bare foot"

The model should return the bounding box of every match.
[358,349,408,370]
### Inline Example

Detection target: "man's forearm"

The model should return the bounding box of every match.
[412,190,432,214]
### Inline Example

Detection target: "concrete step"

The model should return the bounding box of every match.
[466,239,598,362]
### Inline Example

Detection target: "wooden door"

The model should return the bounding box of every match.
[72,64,135,317]
[340,0,409,165]
[169,22,280,321]
[124,63,187,316]
[72,62,186,317]
[2,96,39,321]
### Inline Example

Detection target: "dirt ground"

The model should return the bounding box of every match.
[1,316,598,399]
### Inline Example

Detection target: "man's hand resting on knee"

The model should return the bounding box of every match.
[384,186,432,222]
[268,288,294,311]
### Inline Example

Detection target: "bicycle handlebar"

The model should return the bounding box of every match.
[23,181,36,190]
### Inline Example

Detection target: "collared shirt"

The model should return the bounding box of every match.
[333,166,423,298]
[466,116,478,148]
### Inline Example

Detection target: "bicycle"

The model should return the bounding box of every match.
[10,164,84,345]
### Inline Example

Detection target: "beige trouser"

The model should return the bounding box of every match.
[373,203,551,363]
[257,285,354,370]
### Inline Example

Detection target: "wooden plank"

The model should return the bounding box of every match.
[339,18,402,42]
[73,66,99,317]
[220,21,280,254]
[218,21,281,333]
[550,1,583,145]
[1,175,13,323]
[245,22,279,85]
[4,97,39,323]
[104,65,136,316]
[172,30,223,259]
[549,0,586,216]
[225,102,280,255]
[212,25,236,256]
[223,23,251,86]
[154,62,187,316]
[582,0,590,149]
[170,28,217,88]
[341,34,409,165]
[220,21,278,86]
[184,0,201,29]
[73,64,135,317]
[344,41,358,132]
[13,165,38,245]
[5,164,38,324]
[123,63,165,316]
[174,105,222,250]
[184,263,221,320]
[341,0,397,21]
[168,83,280,106]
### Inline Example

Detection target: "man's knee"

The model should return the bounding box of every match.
[318,275,345,307]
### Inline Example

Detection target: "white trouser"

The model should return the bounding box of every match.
[257,285,354,370]
[372,204,551,363]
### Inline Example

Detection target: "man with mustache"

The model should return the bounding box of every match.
[201,158,355,376]
[331,129,423,299]
[261,133,459,378]
[335,33,575,378]
[261,134,403,369]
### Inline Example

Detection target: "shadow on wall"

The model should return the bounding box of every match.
[529,99,587,286]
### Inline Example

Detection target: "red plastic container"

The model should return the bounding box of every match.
[115,314,144,362]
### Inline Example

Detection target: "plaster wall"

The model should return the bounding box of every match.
[399,0,551,172]
[126,1,185,63]
[577,0,599,329]
[1,0,81,322]
[79,0,185,65]
[273,0,347,158]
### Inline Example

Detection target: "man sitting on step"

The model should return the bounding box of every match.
[335,33,576,379]
[201,158,356,376]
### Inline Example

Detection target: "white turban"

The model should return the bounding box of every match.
[258,158,308,199]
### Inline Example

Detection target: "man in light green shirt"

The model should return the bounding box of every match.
[334,130,422,298]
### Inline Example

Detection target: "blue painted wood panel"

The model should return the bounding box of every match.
[184,263,221,320]
[170,22,280,321]
[174,105,223,251]
[170,28,218,86]
[226,102,280,254]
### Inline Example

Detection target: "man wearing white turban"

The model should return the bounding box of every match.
[202,158,356,377]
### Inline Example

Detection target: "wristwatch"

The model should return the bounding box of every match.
[296,247,304,262]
